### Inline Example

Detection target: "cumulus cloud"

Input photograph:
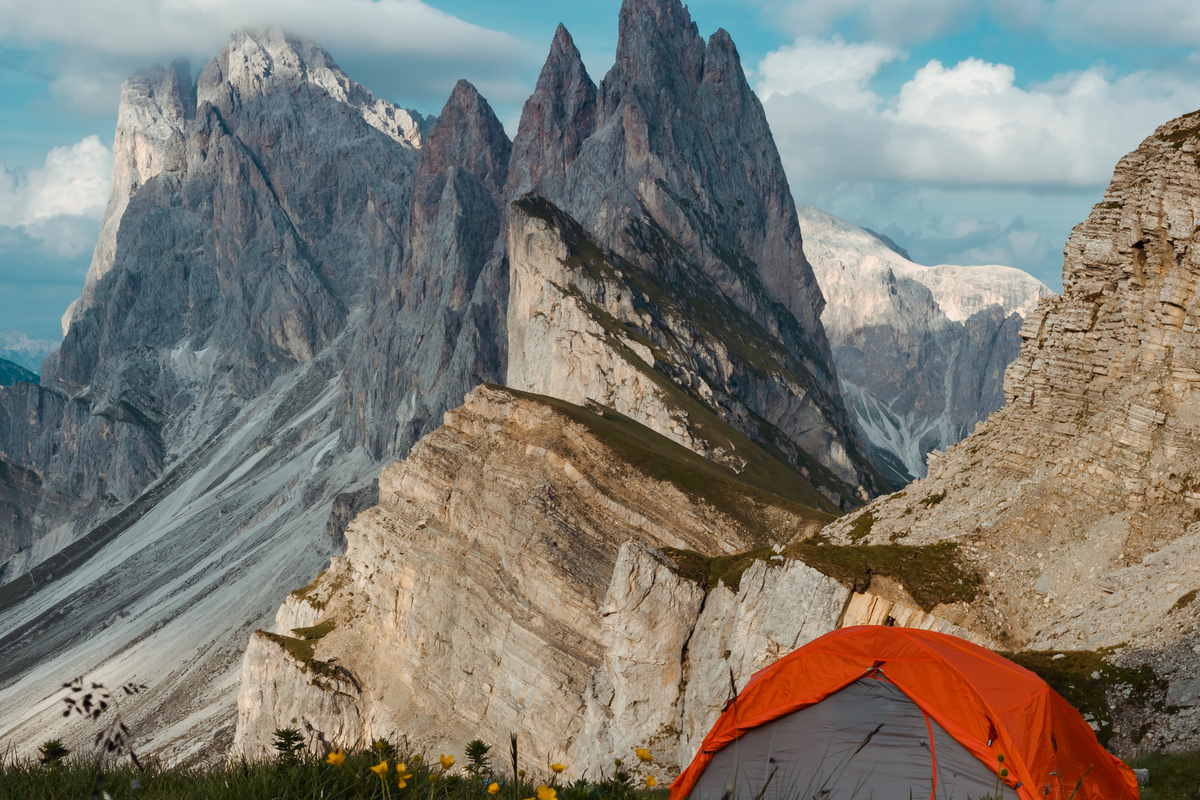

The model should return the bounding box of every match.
[0,136,111,257]
[0,0,534,114]
[757,37,901,109]
[760,0,970,43]
[759,39,1200,283]
[760,49,1200,189]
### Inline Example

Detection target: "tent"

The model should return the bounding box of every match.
[671,626,1138,800]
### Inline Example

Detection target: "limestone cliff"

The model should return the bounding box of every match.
[826,110,1200,753]
[234,386,985,775]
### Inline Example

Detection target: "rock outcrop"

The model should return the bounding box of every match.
[234,386,982,775]
[825,110,1200,754]
[801,207,1052,481]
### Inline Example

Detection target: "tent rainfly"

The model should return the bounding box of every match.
[671,626,1138,800]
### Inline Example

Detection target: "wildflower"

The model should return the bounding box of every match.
[536,785,557,800]
[397,778,408,789]
[635,748,653,763]
[550,763,567,774]
[645,776,658,788]
[325,750,346,767]
[371,760,389,776]
[440,753,457,770]
[488,783,502,795]
[397,763,414,782]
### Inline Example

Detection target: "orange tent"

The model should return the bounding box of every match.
[671,626,1138,800]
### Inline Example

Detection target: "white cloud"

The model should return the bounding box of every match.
[760,48,1200,189]
[0,0,533,114]
[760,38,1200,283]
[757,37,901,109]
[0,0,522,60]
[0,136,112,256]
[763,0,970,43]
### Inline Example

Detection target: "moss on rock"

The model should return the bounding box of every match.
[661,538,980,610]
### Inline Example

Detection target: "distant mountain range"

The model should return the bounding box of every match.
[0,331,53,373]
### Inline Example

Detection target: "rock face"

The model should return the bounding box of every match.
[233,386,981,775]
[801,207,1052,481]
[825,110,1200,753]
[505,7,882,505]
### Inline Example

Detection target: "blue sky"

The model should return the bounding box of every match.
[2,0,1199,346]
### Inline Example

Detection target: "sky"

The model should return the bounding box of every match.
[2,0,1200,346]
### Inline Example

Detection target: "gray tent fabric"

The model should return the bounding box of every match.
[689,675,1018,800]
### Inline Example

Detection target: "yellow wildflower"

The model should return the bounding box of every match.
[370,760,389,776]
[440,754,456,770]
[645,775,658,788]
[536,785,557,800]
[325,750,346,767]
[397,779,409,789]
[550,763,567,774]
[487,782,501,795]
[635,748,653,764]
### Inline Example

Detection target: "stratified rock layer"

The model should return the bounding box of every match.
[234,386,979,775]
[826,110,1200,753]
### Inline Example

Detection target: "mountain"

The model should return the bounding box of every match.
[0,332,54,374]
[0,3,881,757]
[504,14,881,506]
[825,109,1200,754]
[0,358,36,387]
[0,28,494,757]
[800,207,1052,481]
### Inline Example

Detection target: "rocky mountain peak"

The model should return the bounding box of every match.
[197,27,427,149]
[607,0,705,101]
[62,60,197,335]
[507,24,596,197]
[420,79,511,198]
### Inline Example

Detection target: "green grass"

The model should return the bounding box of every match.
[1133,750,1200,800]
[0,747,669,800]
[662,538,981,610]
[495,385,836,541]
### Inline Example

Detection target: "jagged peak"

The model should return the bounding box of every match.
[506,24,597,197]
[196,27,428,148]
[118,59,196,127]
[422,79,511,194]
[701,27,749,89]
[607,0,705,94]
